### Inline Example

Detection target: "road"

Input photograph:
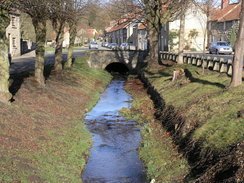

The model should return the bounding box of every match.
[10,50,86,74]
[10,47,242,75]
[183,52,234,62]
[10,44,111,74]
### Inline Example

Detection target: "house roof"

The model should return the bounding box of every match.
[107,22,130,33]
[138,23,146,30]
[210,2,241,22]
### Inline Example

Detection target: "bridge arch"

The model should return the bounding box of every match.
[105,62,129,74]
[87,50,147,72]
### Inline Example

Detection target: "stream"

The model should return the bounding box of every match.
[82,78,147,183]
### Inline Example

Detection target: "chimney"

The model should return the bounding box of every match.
[221,0,229,9]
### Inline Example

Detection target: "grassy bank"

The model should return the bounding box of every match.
[121,77,189,182]
[0,56,112,182]
[145,63,244,149]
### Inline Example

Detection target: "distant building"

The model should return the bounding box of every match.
[105,18,169,51]
[169,3,207,52]
[62,28,98,47]
[136,23,147,50]
[6,11,21,56]
[209,0,241,46]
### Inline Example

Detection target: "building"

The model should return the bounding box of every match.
[6,11,21,56]
[135,23,147,50]
[105,18,169,51]
[62,28,98,47]
[169,3,208,52]
[209,0,241,46]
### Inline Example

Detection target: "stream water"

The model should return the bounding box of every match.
[82,78,147,183]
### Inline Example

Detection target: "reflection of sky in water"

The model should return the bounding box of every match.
[86,80,132,119]
[82,80,147,183]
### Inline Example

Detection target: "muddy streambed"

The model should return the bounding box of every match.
[82,78,147,183]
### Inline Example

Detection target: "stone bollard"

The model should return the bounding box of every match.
[196,55,202,66]
[183,55,187,63]
[227,59,233,75]
[202,56,208,68]
[208,57,214,69]
[187,54,191,64]
[213,57,220,71]
[162,52,166,60]
[192,55,197,65]
[220,58,228,73]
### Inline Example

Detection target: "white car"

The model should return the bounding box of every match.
[89,42,99,49]
[209,41,233,55]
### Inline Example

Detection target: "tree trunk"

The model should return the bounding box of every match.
[33,20,46,86]
[230,1,244,87]
[54,23,64,71]
[148,28,159,66]
[177,13,185,64]
[0,9,12,103]
[66,24,76,68]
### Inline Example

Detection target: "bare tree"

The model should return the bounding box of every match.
[0,0,12,103]
[66,0,86,68]
[177,12,186,64]
[193,0,219,51]
[49,0,68,71]
[16,0,50,86]
[138,0,187,66]
[230,0,244,87]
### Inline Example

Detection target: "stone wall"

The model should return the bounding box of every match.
[87,50,147,72]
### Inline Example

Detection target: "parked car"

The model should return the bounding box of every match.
[110,43,118,50]
[89,41,99,49]
[209,41,233,55]
[127,43,137,50]
[119,43,137,50]
[107,43,112,48]
[104,42,109,47]
[102,42,108,47]
[120,43,128,50]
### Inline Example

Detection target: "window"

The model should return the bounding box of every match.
[192,10,197,15]
[11,16,16,27]
[12,37,16,48]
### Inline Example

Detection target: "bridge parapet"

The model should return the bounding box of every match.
[87,50,147,72]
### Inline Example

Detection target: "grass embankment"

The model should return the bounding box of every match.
[0,56,112,182]
[45,47,84,52]
[145,63,244,149]
[121,77,189,182]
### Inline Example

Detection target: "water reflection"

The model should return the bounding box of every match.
[82,79,147,183]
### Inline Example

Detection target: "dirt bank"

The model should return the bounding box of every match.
[122,77,189,182]
[137,60,243,183]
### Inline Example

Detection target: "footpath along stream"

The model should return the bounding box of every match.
[82,78,148,183]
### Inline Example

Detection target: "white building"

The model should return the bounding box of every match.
[169,3,207,51]
[6,11,21,56]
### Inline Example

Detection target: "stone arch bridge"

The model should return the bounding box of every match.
[87,50,147,73]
